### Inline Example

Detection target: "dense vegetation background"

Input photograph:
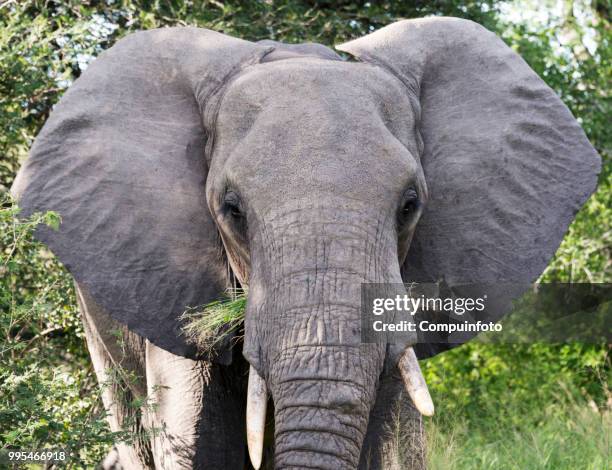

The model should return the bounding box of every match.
[1,1,609,468]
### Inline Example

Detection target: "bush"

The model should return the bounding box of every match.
[0,196,117,466]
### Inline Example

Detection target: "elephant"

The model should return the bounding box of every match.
[11,17,600,470]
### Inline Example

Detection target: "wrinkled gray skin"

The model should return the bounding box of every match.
[12,17,600,470]
[215,58,424,469]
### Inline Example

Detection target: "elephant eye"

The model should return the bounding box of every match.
[223,191,244,219]
[399,188,420,224]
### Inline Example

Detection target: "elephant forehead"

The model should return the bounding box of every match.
[211,59,420,193]
[215,58,416,148]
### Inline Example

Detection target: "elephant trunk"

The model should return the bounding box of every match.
[242,204,410,468]
[269,343,383,469]
[246,267,387,469]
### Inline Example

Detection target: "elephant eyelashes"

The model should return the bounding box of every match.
[222,191,248,235]
[227,203,242,218]
[398,188,420,226]
[223,191,244,219]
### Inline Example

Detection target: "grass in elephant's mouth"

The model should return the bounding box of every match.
[181,288,247,352]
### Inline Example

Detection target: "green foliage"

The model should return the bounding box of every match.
[0,195,117,466]
[182,288,247,352]
[0,1,118,188]
[426,390,610,469]
[423,343,610,422]
[0,1,609,468]
[0,196,161,467]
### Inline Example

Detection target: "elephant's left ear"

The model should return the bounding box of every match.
[338,18,601,357]
[11,28,272,360]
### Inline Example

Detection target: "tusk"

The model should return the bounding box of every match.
[398,347,435,417]
[246,365,268,470]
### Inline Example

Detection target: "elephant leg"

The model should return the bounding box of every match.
[142,341,247,469]
[77,282,247,469]
[77,285,154,469]
[101,447,123,470]
[359,371,426,470]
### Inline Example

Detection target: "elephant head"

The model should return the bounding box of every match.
[12,18,600,469]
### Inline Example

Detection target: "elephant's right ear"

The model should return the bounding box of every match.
[11,28,272,359]
[338,18,601,358]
